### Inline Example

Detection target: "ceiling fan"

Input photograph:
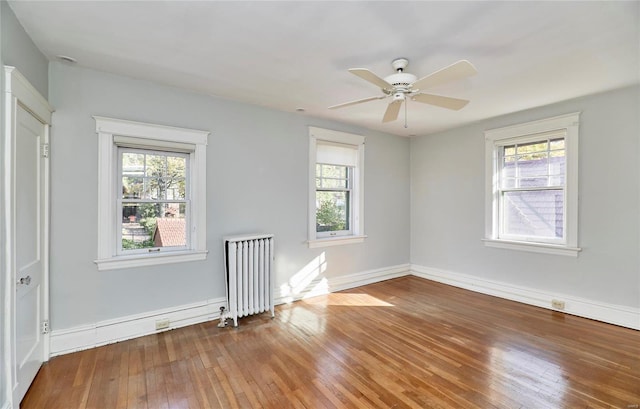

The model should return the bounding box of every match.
[329,58,477,124]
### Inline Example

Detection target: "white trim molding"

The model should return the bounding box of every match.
[308,126,366,247]
[307,235,368,248]
[484,112,580,256]
[411,264,640,331]
[482,238,581,257]
[276,263,410,304]
[50,297,227,357]
[49,263,637,359]
[3,66,51,124]
[93,116,210,270]
[51,263,411,356]
[3,66,53,408]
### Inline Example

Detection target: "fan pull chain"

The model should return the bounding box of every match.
[404,98,408,128]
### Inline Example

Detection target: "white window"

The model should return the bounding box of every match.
[484,113,580,256]
[118,148,189,254]
[308,127,365,248]
[94,117,209,270]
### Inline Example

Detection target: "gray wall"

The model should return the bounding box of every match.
[1,1,48,97]
[48,62,410,330]
[1,2,49,406]
[410,85,640,309]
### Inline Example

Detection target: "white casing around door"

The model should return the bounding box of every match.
[3,66,52,408]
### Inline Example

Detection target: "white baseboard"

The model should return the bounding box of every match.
[54,263,635,357]
[50,297,227,357]
[275,263,410,304]
[50,264,411,357]
[411,264,640,331]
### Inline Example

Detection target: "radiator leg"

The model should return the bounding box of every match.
[217,306,228,328]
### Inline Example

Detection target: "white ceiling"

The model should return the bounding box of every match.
[8,1,640,137]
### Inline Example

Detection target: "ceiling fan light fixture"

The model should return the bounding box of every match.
[392,92,406,102]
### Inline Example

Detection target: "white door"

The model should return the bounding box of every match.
[13,104,47,404]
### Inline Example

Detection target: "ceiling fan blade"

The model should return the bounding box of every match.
[349,68,393,90]
[329,96,385,110]
[382,100,403,123]
[412,93,470,110]
[411,60,477,91]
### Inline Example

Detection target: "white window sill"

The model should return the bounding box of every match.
[308,235,367,248]
[482,238,581,257]
[95,250,208,271]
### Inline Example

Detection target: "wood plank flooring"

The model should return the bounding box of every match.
[21,276,640,408]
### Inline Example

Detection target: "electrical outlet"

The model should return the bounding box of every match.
[155,318,170,330]
[551,299,565,310]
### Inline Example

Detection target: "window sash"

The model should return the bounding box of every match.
[94,116,209,270]
[308,127,365,247]
[483,112,579,255]
[117,147,191,255]
[498,187,565,243]
[315,164,353,237]
[316,162,351,190]
[496,135,567,245]
[498,136,565,191]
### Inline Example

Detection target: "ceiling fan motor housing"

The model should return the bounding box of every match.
[330,58,476,120]
[384,72,417,89]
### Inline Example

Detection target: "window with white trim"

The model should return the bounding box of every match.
[118,148,189,254]
[484,113,581,256]
[308,127,365,248]
[94,117,209,270]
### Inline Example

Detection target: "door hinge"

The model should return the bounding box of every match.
[41,320,50,334]
[41,143,50,158]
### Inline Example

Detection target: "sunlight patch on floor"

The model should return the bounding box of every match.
[304,292,394,307]
[488,345,567,406]
[279,252,395,307]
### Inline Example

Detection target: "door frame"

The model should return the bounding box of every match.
[3,66,52,408]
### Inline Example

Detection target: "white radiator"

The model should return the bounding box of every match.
[223,234,275,327]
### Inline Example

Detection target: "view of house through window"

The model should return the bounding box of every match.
[316,163,352,233]
[119,149,189,252]
[499,137,565,241]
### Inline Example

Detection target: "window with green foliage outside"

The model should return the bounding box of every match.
[119,148,189,253]
[308,128,364,247]
[316,164,351,234]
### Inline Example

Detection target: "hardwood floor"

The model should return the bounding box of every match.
[21,276,639,408]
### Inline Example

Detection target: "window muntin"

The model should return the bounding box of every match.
[315,164,352,236]
[500,138,565,189]
[118,148,189,254]
[308,127,365,247]
[484,112,580,256]
[497,135,566,243]
[94,116,209,270]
